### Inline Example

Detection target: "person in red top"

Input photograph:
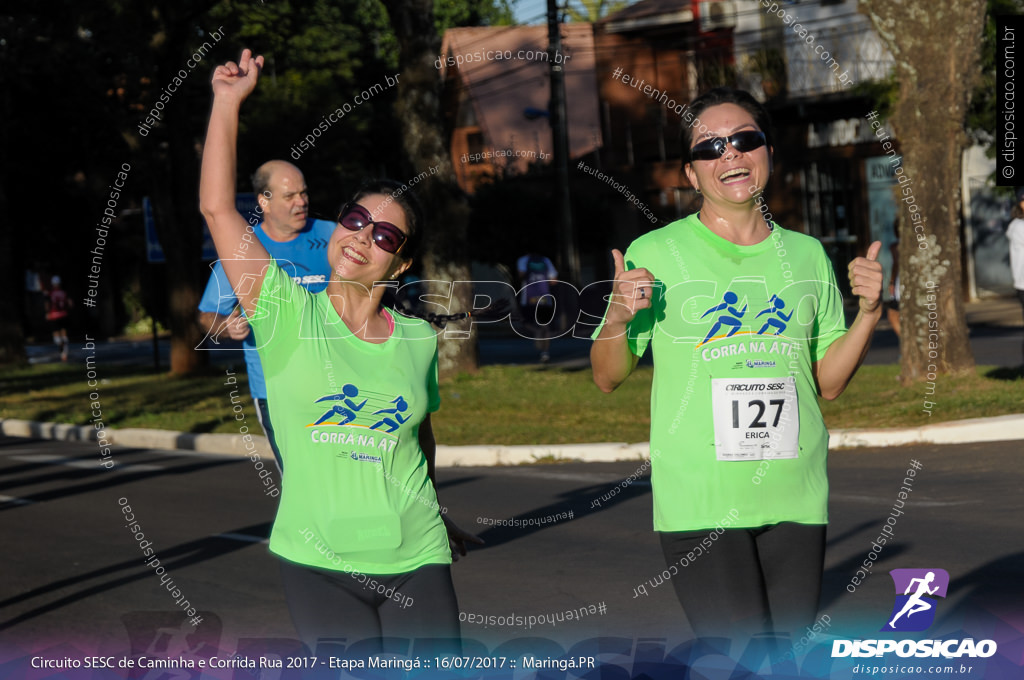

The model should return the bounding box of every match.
[45,275,72,361]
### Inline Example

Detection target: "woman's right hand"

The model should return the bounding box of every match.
[604,248,655,327]
[211,49,264,104]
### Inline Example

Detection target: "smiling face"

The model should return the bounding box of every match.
[328,192,411,286]
[684,103,773,210]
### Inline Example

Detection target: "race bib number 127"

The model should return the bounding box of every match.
[711,377,799,461]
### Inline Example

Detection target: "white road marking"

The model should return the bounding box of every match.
[9,454,163,472]
[0,495,34,506]
[832,493,980,507]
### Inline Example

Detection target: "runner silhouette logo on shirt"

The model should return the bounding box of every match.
[698,289,793,345]
[882,568,949,632]
[309,385,410,433]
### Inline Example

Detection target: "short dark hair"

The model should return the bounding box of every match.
[346,179,426,261]
[251,165,273,197]
[680,87,774,167]
[1013,198,1024,221]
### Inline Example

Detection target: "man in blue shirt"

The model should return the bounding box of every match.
[198,160,335,471]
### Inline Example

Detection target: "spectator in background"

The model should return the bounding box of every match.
[887,230,901,338]
[1006,187,1024,365]
[45,275,72,361]
[25,265,46,341]
[516,252,558,363]
[197,159,335,472]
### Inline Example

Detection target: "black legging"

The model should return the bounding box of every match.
[279,559,461,655]
[659,522,826,640]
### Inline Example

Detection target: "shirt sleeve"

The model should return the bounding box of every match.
[808,243,848,362]
[427,343,441,413]
[197,261,238,314]
[248,258,307,354]
[1008,219,1024,244]
[590,244,656,358]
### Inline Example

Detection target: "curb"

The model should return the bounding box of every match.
[826,414,1024,449]
[3,415,1023,467]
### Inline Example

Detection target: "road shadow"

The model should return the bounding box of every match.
[0,450,243,512]
[0,522,273,632]
[983,366,1024,381]
[465,471,651,551]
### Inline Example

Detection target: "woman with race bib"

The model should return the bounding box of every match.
[591,87,882,641]
[200,50,480,652]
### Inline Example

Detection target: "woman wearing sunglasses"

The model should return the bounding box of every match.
[200,50,479,651]
[591,87,883,642]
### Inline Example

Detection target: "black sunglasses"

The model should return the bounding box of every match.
[337,203,408,255]
[690,130,767,162]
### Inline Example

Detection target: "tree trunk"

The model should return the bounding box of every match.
[0,30,26,366]
[143,17,208,376]
[859,0,985,384]
[380,0,479,378]
[0,179,27,366]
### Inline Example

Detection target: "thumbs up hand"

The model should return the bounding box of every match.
[606,248,655,326]
[848,241,883,315]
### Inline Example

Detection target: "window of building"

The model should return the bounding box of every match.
[802,160,857,296]
[466,132,485,164]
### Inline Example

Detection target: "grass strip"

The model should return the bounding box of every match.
[1,362,1020,446]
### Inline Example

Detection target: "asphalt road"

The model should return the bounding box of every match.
[2,436,1021,676]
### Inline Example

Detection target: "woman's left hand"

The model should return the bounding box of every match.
[441,515,484,561]
[848,241,883,315]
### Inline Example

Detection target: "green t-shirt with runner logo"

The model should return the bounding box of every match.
[594,214,847,531]
[250,261,450,574]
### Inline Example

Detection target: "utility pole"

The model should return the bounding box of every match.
[547,0,580,285]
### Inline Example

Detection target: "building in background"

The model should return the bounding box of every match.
[438,0,1003,297]
[438,24,602,194]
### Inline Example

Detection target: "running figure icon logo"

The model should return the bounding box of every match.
[699,291,748,344]
[881,568,949,632]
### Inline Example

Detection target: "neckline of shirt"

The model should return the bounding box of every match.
[317,296,401,351]
[690,213,781,255]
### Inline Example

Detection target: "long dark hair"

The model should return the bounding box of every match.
[1013,191,1024,220]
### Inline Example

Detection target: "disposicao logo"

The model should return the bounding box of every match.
[832,568,997,659]
[883,568,948,632]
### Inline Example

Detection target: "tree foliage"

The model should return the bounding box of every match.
[2,0,508,370]
[380,0,480,377]
[966,0,1024,152]
[435,0,515,29]
[565,0,630,22]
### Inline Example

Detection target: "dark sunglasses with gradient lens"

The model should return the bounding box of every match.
[337,203,408,255]
[689,130,767,162]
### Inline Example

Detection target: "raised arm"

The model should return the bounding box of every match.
[590,249,652,393]
[199,49,271,318]
[813,241,883,400]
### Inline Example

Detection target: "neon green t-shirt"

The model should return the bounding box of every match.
[594,215,847,531]
[250,261,450,574]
